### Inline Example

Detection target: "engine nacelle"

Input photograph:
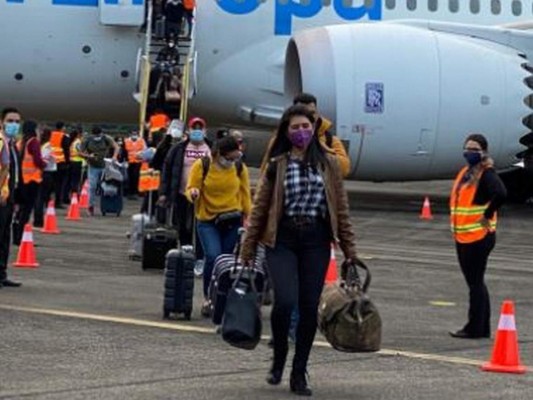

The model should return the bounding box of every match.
[285,23,531,180]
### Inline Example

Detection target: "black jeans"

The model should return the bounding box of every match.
[0,202,14,281]
[456,233,496,337]
[34,171,55,227]
[14,182,40,244]
[127,163,142,196]
[69,162,83,195]
[54,163,70,206]
[266,217,331,373]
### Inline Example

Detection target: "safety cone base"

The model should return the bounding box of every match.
[41,228,60,234]
[14,261,40,268]
[481,362,526,374]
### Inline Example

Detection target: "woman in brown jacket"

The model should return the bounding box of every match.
[241,105,357,396]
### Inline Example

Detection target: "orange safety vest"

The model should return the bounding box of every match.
[149,113,169,133]
[450,166,497,244]
[138,162,161,193]
[22,137,43,184]
[183,0,195,10]
[50,130,66,164]
[124,138,146,164]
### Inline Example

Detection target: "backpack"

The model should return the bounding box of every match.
[201,156,243,181]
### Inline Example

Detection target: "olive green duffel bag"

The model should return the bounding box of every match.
[318,258,382,352]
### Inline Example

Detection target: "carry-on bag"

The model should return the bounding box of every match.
[163,245,195,320]
[221,267,262,350]
[142,207,178,270]
[128,213,157,260]
[318,258,382,352]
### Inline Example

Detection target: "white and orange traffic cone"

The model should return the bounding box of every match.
[41,201,60,234]
[79,187,89,209]
[420,196,434,220]
[482,300,527,374]
[66,193,82,221]
[13,224,39,268]
[324,245,338,284]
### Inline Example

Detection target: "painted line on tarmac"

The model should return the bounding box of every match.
[429,301,457,307]
[0,304,488,368]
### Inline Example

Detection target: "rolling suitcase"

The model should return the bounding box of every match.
[163,245,195,320]
[100,190,123,216]
[142,225,178,270]
[127,213,156,260]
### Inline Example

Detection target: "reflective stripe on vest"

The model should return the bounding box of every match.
[50,131,65,164]
[138,162,161,192]
[450,166,497,244]
[70,138,84,163]
[125,138,146,164]
[22,137,43,184]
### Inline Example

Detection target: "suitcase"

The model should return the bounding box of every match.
[163,246,195,320]
[154,16,166,40]
[142,225,178,270]
[128,213,156,260]
[100,192,123,217]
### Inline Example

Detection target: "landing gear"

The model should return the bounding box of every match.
[499,167,533,203]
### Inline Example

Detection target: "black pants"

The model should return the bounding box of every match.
[34,171,55,227]
[54,163,70,206]
[14,182,41,244]
[174,193,203,260]
[127,163,142,197]
[0,202,14,281]
[456,233,496,337]
[266,218,331,373]
[184,9,193,35]
[69,162,83,195]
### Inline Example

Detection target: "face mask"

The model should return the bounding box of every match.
[288,128,313,149]
[93,134,103,141]
[169,43,175,48]
[189,129,204,142]
[4,122,20,138]
[463,151,483,166]
[131,135,139,140]
[219,157,235,169]
[169,128,183,139]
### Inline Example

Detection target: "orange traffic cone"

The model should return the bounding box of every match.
[325,245,338,284]
[41,201,60,234]
[82,179,89,190]
[482,300,527,374]
[66,193,82,221]
[420,196,433,220]
[13,224,39,268]
[79,187,89,209]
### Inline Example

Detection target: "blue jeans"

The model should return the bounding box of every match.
[197,220,241,298]
[88,166,103,207]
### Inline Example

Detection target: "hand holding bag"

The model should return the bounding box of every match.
[221,266,262,350]
[318,258,382,352]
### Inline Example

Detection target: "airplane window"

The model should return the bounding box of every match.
[428,0,438,12]
[385,0,396,9]
[407,0,416,11]
[491,0,501,14]
[449,0,459,13]
[512,0,522,15]
[470,0,480,14]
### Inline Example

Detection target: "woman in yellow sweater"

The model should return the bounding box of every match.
[186,136,252,316]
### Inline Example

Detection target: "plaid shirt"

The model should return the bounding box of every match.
[283,160,327,218]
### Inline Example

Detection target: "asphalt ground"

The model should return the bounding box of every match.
[1,176,533,399]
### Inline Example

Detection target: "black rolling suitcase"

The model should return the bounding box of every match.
[163,245,195,320]
[142,225,178,270]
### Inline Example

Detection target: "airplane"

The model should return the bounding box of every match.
[1,0,533,200]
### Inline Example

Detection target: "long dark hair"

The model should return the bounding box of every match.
[267,104,327,168]
[21,120,38,154]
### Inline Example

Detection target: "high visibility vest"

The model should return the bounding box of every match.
[70,138,84,163]
[149,113,169,133]
[138,162,161,192]
[124,138,146,164]
[22,137,43,184]
[50,130,66,164]
[183,0,195,10]
[450,166,497,244]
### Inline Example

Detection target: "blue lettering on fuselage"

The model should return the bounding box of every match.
[5,0,143,6]
[217,0,383,36]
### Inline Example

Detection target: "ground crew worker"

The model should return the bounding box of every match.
[183,0,195,38]
[13,121,46,244]
[186,136,251,317]
[50,121,70,208]
[449,134,506,339]
[0,107,23,288]
[34,129,57,228]
[69,128,85,197]
[124,131,147,198]
[240,105,357,396]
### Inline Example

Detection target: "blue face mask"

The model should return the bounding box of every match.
[189,129,204,142]
[463,151,483,166]
[4,122,20,138]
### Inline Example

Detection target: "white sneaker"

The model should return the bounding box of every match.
[194,259,205,277]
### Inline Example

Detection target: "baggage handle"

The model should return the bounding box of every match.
[341,257,371,293]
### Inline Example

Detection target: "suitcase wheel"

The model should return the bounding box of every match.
[163,309,171,319]
[184,311,192,321]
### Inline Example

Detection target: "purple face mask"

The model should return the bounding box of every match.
[288,128,313,149]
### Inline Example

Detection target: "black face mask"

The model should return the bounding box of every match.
[463,151,483,166]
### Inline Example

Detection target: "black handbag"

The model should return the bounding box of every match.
[214,210,242,230]
[221,267,262,350]
[318,258,382,352]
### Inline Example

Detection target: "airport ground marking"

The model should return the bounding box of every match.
[429,301,457,307]
[0,304,500,369]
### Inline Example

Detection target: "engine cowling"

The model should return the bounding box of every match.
[285,23,532,181]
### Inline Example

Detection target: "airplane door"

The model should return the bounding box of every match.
[99,0,145,26]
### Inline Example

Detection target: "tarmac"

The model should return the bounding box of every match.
[1,175,533,400]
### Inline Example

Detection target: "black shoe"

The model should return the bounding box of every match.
[449,329,488,339]
[2,279,22,287]
[267,338,274,349]
[266,368,283,385]
[290,370,312,396]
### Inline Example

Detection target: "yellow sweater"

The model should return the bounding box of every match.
[185,158,252,222]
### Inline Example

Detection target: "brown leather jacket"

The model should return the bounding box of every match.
[241,153,357,262]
